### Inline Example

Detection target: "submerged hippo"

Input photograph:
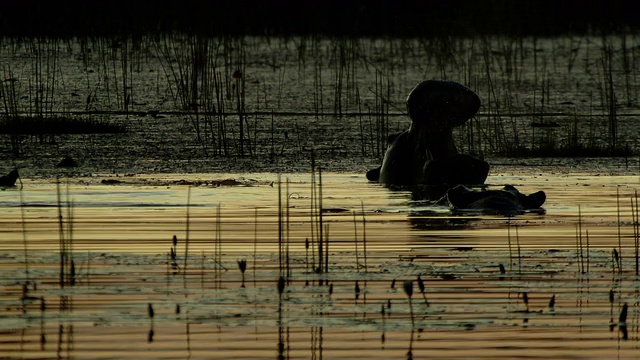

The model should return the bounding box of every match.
[367,80,489,187]
[445,184,546,215]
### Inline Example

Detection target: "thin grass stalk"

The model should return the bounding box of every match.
[253,208,258,286]
[19,180,29,284]
[201,251,205,290]
[56,178,65,288]
[575,224,581,275]
[403,280,414,328]
[318,166,324,273]
[515,220,521,274]
[617,188,623,273]
[277,174,283,276]
[631,195,637,276]
[586,230,591,275]
[361,201,368,273]
[86,251,90,288]
[324,224,329,274]
[121,40,129,116]
[353,210,359,272]
[286,178,291,279]
[578,205,585,274]
[217,204,222,289]
[633,190,640,276]
[213,205,219,289]
[305,238,309,273]
[65,183,74,286]
[183,187,191,276]
[507,217,513,272]
[270,112,275,159]
[310,153,316,272]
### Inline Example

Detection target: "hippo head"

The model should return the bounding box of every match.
[370,80,484,189]
[406,80,481,131]
[446,184,546,215]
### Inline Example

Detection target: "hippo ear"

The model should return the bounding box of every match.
[366,166,381,182]
[446,184,472,207]
[502,185,517,192]
[524,191,546,208]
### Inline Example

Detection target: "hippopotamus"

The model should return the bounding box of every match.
[367,80,489,189]
[445,184,546,215]
[0,169,19,187]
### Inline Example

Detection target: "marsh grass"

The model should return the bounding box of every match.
[3,34,640,166]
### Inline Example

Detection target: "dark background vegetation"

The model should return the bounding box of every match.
[1,0,636,38]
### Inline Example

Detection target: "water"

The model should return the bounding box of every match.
[2,33,640,358]
[1,167,640,359]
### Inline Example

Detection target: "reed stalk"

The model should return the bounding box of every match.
[277,174,283,276]
[19,178,29,284]
[403,280,415,328]
[324,223,329,274]
[616,188,623,273]
[417,276,430,307]
[515,219,521,274]
[578,205,585,274]
[183,187,191,275]
[361,201,368,273]
[631,194,638,275]
[318,166,324,273]
[286,179,291,279]
[253,208,258,286]
[507,217,513,272]
[353,210,359,272]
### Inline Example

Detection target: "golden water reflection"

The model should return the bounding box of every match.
[1,171,639,359]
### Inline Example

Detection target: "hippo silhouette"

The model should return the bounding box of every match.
[0,169,19,187]
[56,156,78,168]
[367,80,489,189]
[445,184,546,215]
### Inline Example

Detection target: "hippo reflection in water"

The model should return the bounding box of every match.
[366,80,489,188]
[366,80,546,212]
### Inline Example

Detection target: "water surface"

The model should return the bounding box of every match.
[1,166,639,359]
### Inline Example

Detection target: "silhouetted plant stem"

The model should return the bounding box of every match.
[286,178,291,279]
[237,259,247,288]
[616,188,623,273]
[515,219,521,274]
[277,174,283,276]
[19,180,29,284]
[403,280,414,328]
[417,276,430,307]
[361,201,368,273]
[353,210,359,272]
[631,194,638,275]
[309,153,317,273]
[57,178,65,288]
[507,217,513,272]
[318,166,324,273]
[183,187,191,276]
[324,224,329,274]
[254,208,258,286]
